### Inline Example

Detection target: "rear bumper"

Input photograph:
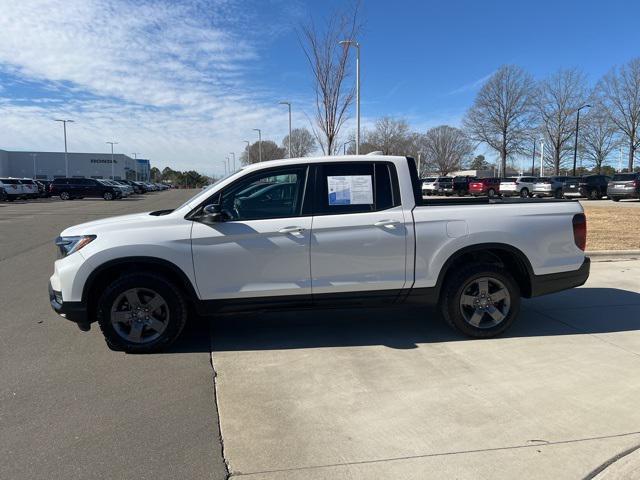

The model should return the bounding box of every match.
[607,188,640,198]
[49,281,88,324]
[529,257,590,297]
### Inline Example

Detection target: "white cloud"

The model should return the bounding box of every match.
[0,0,300,176]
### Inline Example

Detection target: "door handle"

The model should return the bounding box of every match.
[374,220,400,228]
[278,226,305,234]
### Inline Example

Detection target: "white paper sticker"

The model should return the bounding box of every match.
[327,175,373,205]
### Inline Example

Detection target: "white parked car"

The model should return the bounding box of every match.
[499,176,537,198]
[421,177,438,196]
[20,178,40,199]
[0,178,26,201]
[49,155,590,352]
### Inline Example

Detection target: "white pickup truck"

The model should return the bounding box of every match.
[49,155,590,352]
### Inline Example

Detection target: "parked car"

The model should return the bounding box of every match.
[0,178,25,201]
[499,176,537,198]
[421,177,438,196]
[50,178,123,200]
[112,180,135,197]
[20,179,40,199]
[143,182,158,191]
[434,177,454,196]
[49,155,589,353]
[469,177,501,197]
[0,185,7,202]
[533,176,577,198]
[607,173,640,201]
[563,175,610,200]
[452,176,477,196]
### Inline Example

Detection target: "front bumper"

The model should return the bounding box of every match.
[529,257,590,297]
[49,281,88,324]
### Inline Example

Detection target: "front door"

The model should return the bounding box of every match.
[191,165,312,300]
[310,162,409,296]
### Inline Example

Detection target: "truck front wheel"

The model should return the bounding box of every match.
[440,263,521,338]
[96,273,187,353]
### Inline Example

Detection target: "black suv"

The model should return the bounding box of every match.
[452,176,476,196]
[50,178,123,201]
[563,175,610,200]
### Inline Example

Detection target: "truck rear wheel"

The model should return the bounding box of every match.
[96,273,187,353]
[440,263,521,338]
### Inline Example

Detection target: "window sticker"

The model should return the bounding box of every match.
[327,175,373,205]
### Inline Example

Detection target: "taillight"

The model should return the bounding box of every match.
[573,213,587,251]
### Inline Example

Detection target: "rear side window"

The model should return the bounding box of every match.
[0,178,20,184]
[315,162,399,215]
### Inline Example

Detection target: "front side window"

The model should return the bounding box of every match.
[217,166,307,221]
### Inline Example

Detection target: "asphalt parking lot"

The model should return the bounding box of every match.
[0,191,227,480]
[2,191,640,480]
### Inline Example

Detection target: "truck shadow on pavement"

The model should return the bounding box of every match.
[165,287,640,353]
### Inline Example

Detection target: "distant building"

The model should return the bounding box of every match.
[0,149,151,181]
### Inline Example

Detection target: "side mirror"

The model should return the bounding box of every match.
[203,203,223,222]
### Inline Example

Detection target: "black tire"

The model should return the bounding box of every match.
[589,189,599,200]
[96,273,188,353]
[611,196,621,202]
[59,191,71,200]
[439,263,521,338]
[520,188,529,198]
[103,191,114,201]
[554,189,563,199]
[487,188,496,198]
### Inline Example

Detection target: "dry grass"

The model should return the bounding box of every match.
[582,204,640,251]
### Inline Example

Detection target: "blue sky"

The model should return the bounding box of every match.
[0,0,638,176]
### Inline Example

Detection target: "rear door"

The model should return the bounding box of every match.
[310,162,408,297]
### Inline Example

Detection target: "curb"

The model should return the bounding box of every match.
[586,250,640,258]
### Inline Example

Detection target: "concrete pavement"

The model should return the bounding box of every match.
[211,259,640,479]
[0,191,228,480]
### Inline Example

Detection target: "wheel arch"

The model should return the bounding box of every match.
[83,256,199,318]
[435,243,534,298]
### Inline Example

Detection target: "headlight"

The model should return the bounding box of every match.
[55,235,96,258]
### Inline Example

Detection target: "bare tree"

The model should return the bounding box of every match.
[281,128,317,158]
[535,68,588,175]
[241,140,286,165]
[580,102,619,174]
[299,2,361,155]
[422,125,473,175]
[364,117,412,155]
[596,58,640,171]
[463,65,535,176]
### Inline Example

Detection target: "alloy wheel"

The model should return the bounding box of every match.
[459,276,511,329]
[110,288,169,344]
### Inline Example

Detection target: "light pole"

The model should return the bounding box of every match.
[539,138,545,177]
[339,39,360,155]
[31,153,37,178]
[226,156,230,173]
[54,119,74,177]
[230,152,236,172]
[619,146,623,172]
[279,101,292,158]
[220,161,227,176]
[106,141,118,179]
[342,139,355,155]
[531,139,537,176]
[572,104,591,176]
[253,128,262,162]
[131,152,141,180]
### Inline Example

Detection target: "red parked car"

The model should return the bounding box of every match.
[469,177,501,197]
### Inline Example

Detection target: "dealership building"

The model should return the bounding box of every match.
[0,149,151,181]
